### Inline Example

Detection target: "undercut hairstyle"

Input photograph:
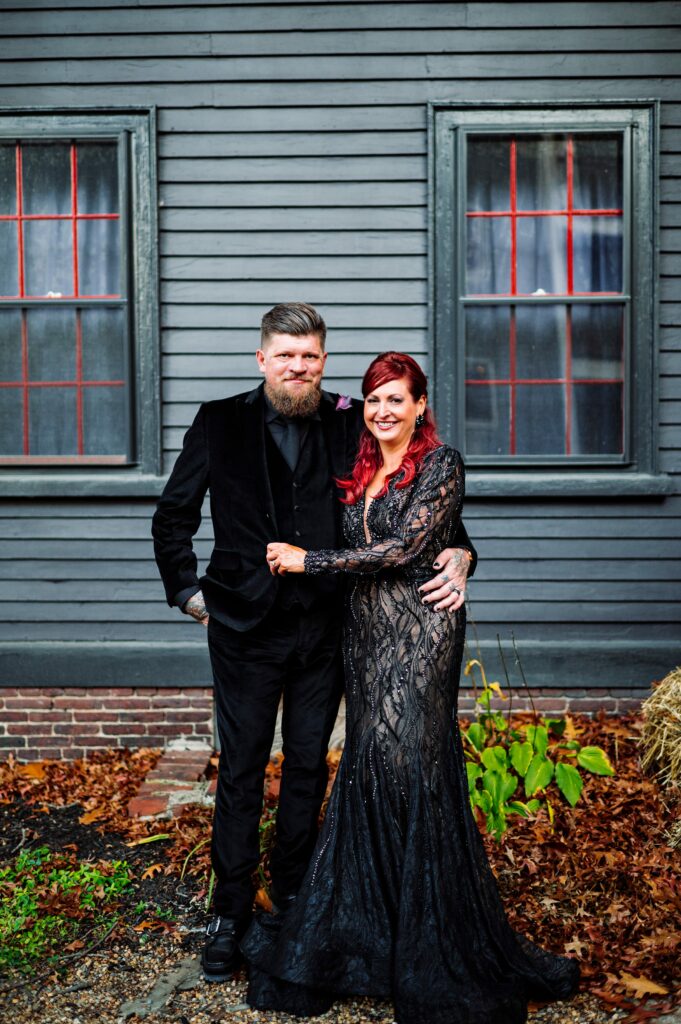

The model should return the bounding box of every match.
[260,303,327,350]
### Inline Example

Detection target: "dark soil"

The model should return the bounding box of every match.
[0,799,207,935]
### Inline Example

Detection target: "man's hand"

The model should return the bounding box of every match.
[183,590,210,627]
[266,542,307,575]
[418,547,472,612]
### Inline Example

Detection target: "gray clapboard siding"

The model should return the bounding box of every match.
[0,1,679,688]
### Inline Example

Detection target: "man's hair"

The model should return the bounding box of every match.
[260,303,327,350]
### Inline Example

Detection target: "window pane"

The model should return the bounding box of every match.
[571,383,623,455]
[0,221,18,295]
[465,384,510,455]
[28,386,77,455]
[572,305,624,380]
[0,308,23,381]
[78,219,120,296]
[83,385,127,455]
[466,216,510,294]
[467,136,510,212]
[517,216,567,294]
[81,307,126,380]
[515,383,566,454]
[573,134,623,211]
[465,305,510,381]
[516,305,565,379]
[22,143,71,216]
[0,144,16,215]
[77,143,118,214]
[0,388,24,455]
[516,135,566,211]
[24,219,72,296]
[573,216,623,293]
[26,307,76,382]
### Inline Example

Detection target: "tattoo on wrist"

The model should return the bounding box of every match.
[185,594,207,617]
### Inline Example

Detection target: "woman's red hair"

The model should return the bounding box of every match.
[336,351,442,505]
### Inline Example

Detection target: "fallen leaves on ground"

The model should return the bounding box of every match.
[1,711,679,1021]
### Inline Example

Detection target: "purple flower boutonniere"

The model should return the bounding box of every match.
[336,395,352,411]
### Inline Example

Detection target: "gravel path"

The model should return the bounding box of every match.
[1,931,628,1024]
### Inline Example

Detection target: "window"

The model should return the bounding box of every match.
[430,102,670,496]
[0,110,159,495]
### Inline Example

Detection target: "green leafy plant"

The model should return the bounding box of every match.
[462,634,615,841]
[0,845,132,975]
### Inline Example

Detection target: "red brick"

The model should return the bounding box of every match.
[171,798,201,817]
[152,697,191,709]
[27,711,66,722]
[54,723,101,736]
[118,711,166,722]
[615,698,643,711]
[127,796,168,817]
[159,750,210,763]
[102,724,148,735]
[99,698,151,710]
[17,733,63,745]
[108,688,135,696]
[0,688,19,697]
[37,688,66,697]
[194,723,212,736]
[19,748,44,761]
[4,698,53,710]
[147,765,204,782]
[73,710,119,722]
[0,711,29,722]
[51,697,101,710]
[207,778,217,795]
[7,723,53,736]
[164,711,211,724]
[570,698,617,712]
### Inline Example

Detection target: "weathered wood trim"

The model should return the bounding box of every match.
[0,639,673,689]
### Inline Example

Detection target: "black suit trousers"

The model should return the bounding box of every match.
[207,598,345,919]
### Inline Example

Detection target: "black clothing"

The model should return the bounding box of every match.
[151,384,478,632]
[263,391,319,471]
[152,385,480,941]
[242,446,580,1024]
[208,602,344,918]
[264,419,340,612]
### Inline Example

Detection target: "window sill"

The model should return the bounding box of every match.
[466,472,674,498]
[0,472,167,498]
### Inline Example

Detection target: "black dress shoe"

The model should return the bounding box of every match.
[201,915,250,983]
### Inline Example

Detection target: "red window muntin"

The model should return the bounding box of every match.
[465,135,625,456]
[0,141,126,462]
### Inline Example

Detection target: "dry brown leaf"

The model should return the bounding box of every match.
[617,972,669,998]
[141,863,163,880]
[79,807,107,825]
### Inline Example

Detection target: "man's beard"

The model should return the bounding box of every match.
[265,380,322,418]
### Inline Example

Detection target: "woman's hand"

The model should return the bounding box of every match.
[267,542,307,575]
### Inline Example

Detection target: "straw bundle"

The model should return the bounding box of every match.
[638,666,681,789]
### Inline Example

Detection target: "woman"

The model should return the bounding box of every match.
[241,352,580,1024]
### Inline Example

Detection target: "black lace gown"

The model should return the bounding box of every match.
[241,445,580,1024]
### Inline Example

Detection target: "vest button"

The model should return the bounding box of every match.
[294,505,301,512]
[292,482,299,489]
[295,530,301,537]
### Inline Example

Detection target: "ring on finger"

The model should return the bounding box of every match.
[449,583,461,595]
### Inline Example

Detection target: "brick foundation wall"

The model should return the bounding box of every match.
[0,686,649,763]
[0,687,214,761]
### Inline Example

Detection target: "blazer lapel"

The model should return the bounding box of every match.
[319,389,348,481]
[240,384,277,530]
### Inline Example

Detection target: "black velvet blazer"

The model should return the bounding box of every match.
[152,383,477,630]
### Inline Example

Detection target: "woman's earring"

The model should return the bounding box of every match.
[415,413,425,429]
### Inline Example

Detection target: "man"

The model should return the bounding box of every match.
[152,303,477,982]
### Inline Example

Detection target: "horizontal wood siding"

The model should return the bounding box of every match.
[0,2,679,686]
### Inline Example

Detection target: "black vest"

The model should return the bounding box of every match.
[265,420,342,610]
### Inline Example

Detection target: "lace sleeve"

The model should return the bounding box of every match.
[304,446,464,576]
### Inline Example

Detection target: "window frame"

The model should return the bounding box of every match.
[429,100,671,497]
[0,107,160,497]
